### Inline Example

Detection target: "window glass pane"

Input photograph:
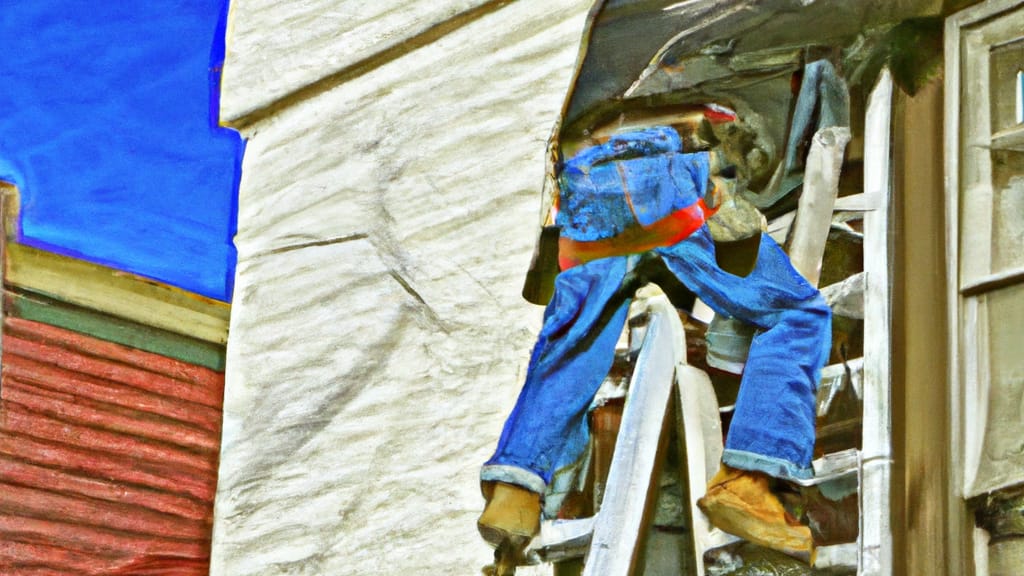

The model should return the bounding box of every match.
[990,149,1024,273]
[989,39,1024,133]
[982,38,1024,276]
[1017,70,1023,125]
[974,283,1024,493]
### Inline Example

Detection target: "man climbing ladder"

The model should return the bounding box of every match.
[478,125,831,568]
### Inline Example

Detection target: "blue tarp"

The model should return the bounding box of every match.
[0,1,244,301]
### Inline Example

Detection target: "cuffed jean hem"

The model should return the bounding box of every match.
[722,448,814,481]
[480,464,547,496]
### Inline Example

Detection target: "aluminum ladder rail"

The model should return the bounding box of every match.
[557,293,725,576]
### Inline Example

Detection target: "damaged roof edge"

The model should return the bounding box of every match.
[561,0,946,130]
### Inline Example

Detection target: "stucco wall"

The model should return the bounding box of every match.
[211,1,592,574]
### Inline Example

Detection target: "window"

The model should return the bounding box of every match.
[947,6,1024,573]
[947,0,1024,501]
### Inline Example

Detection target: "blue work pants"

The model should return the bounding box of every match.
[481,227,831,496]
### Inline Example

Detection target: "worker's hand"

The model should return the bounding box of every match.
[706,175,733,210]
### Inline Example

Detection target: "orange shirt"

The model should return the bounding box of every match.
[557,196,718,270]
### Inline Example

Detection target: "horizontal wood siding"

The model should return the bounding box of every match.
[5,289,226,371]
[4,243,230,344]
[0,317,224,575]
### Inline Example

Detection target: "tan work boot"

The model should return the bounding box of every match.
[478,482,541,575]
[478,481,541,545]
[697,464,815,563]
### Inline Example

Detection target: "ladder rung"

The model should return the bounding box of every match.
[702,528,743,553]
[814,542,859,569]
[535,517,595,561]
[791,448,860,487]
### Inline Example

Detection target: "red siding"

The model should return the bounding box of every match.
[0,317,224,575]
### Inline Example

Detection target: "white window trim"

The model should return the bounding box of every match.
[945,0,1024,502]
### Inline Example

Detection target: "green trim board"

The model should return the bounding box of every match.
[5,289,225,371]
[5,243,229,344]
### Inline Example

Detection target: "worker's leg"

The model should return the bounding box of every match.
[481,254,632,495]
[656,229,830,479]
[656,229,829,561]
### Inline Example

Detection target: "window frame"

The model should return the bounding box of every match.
[945,0,1024,502]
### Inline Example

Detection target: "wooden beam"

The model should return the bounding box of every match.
[960,265,1024,297]
[5,243,229,345]
[788,126,852,287]
[584,295,681,576]
[5,289,225,371]
[677,362,729,576]
[861,67,894,576]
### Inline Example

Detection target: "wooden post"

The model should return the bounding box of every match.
[787,126,851,287]
[974,485,1024,576]
[861,68,894,576]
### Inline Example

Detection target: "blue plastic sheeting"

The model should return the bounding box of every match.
[0,1,244,302]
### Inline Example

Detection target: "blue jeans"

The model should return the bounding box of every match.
[481,227,831,495]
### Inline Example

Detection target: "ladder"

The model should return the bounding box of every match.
[533,294,859,575]
[529,69,895,576]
